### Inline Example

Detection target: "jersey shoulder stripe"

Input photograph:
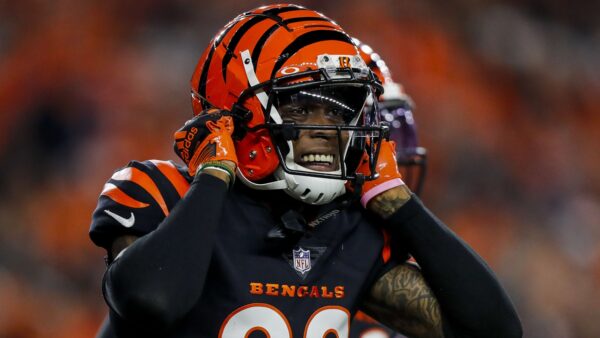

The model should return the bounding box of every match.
[127,160,177,216]
[149,160,191,198]
[381,230,391,264]
[101,160,192,216]
[90,159,192,250]
[100,182,150,209]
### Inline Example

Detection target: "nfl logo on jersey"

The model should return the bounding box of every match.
[293,248,311,274]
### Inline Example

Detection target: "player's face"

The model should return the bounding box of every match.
[276,86,367,172]
[279,102,350,171]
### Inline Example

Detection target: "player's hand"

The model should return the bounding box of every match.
[355,140,411,217]
[173,109,238,181]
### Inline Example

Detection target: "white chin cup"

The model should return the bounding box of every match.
[272,130,355,205]
[274,164,346,205]
[236,142,347,205]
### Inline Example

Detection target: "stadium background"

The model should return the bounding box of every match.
[0,0,598,337]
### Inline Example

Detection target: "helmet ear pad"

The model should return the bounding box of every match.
[235,129,279,181]
[234,96,280,181]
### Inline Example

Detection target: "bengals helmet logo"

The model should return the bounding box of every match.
[338,56,351,68]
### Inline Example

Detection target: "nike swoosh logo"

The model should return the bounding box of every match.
[104,209,135,228]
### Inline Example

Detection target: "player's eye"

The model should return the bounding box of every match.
[328,109,343,117]
[290,107,308,115]
[281,106,309,121]
[327,109,346,123]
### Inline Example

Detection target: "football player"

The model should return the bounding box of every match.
[90,4,522,338]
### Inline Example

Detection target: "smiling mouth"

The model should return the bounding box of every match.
[297,153,337,171]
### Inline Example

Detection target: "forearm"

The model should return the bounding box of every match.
[385,195,522,338]
[362,263,444,338]
[103,173,228,331]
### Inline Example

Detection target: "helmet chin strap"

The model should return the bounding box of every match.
[273,142,347,205]
[236,168,288,190]
[236,140,349,205]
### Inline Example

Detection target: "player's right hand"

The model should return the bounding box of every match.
[173,109,238,177]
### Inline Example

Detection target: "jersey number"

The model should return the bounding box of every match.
[219,303,350,338]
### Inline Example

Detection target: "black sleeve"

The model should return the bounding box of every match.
[385,195,523,338]
[94,314,117,338]
[102,173,228,335]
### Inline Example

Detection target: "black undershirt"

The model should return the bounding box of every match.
[103,173,228,335]
[102,176,522,338]
[385,195,522,338]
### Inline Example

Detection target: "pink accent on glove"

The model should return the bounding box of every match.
[360,178,405,208]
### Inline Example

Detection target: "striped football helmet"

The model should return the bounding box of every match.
[190,4,387,204]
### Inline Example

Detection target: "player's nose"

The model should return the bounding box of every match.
[305,108,336,139]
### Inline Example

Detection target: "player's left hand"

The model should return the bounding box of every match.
[354,139,411,217]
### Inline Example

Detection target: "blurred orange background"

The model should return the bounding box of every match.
[0,0,599,337]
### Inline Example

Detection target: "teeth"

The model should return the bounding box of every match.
[301,154,334,164]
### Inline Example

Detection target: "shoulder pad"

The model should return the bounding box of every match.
[89,159,192,250]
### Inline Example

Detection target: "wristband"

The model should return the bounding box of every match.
[360,178,405,208]
[197,162,236,187]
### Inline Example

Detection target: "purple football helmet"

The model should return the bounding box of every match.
[378,97,427,195]
[355,38,427,195]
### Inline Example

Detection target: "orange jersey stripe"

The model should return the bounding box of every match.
[381,230,391,264]
[110,166,169,216]
[150,160,190,198]
[353,311,378,324]
[101,183,150,209]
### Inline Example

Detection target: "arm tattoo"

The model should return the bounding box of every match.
[367,185,412,219]
[362,263,444,338]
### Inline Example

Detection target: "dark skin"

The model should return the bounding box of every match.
[110,107,443,338]
[278,102,349,172]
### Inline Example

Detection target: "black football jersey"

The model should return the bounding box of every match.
[90,159,397,337]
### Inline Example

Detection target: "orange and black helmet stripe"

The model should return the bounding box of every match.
[223,15,334,81]
[268,29,354,80]
[198,5,305,103]
[196,8,353,111]
[250,16,335,69]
